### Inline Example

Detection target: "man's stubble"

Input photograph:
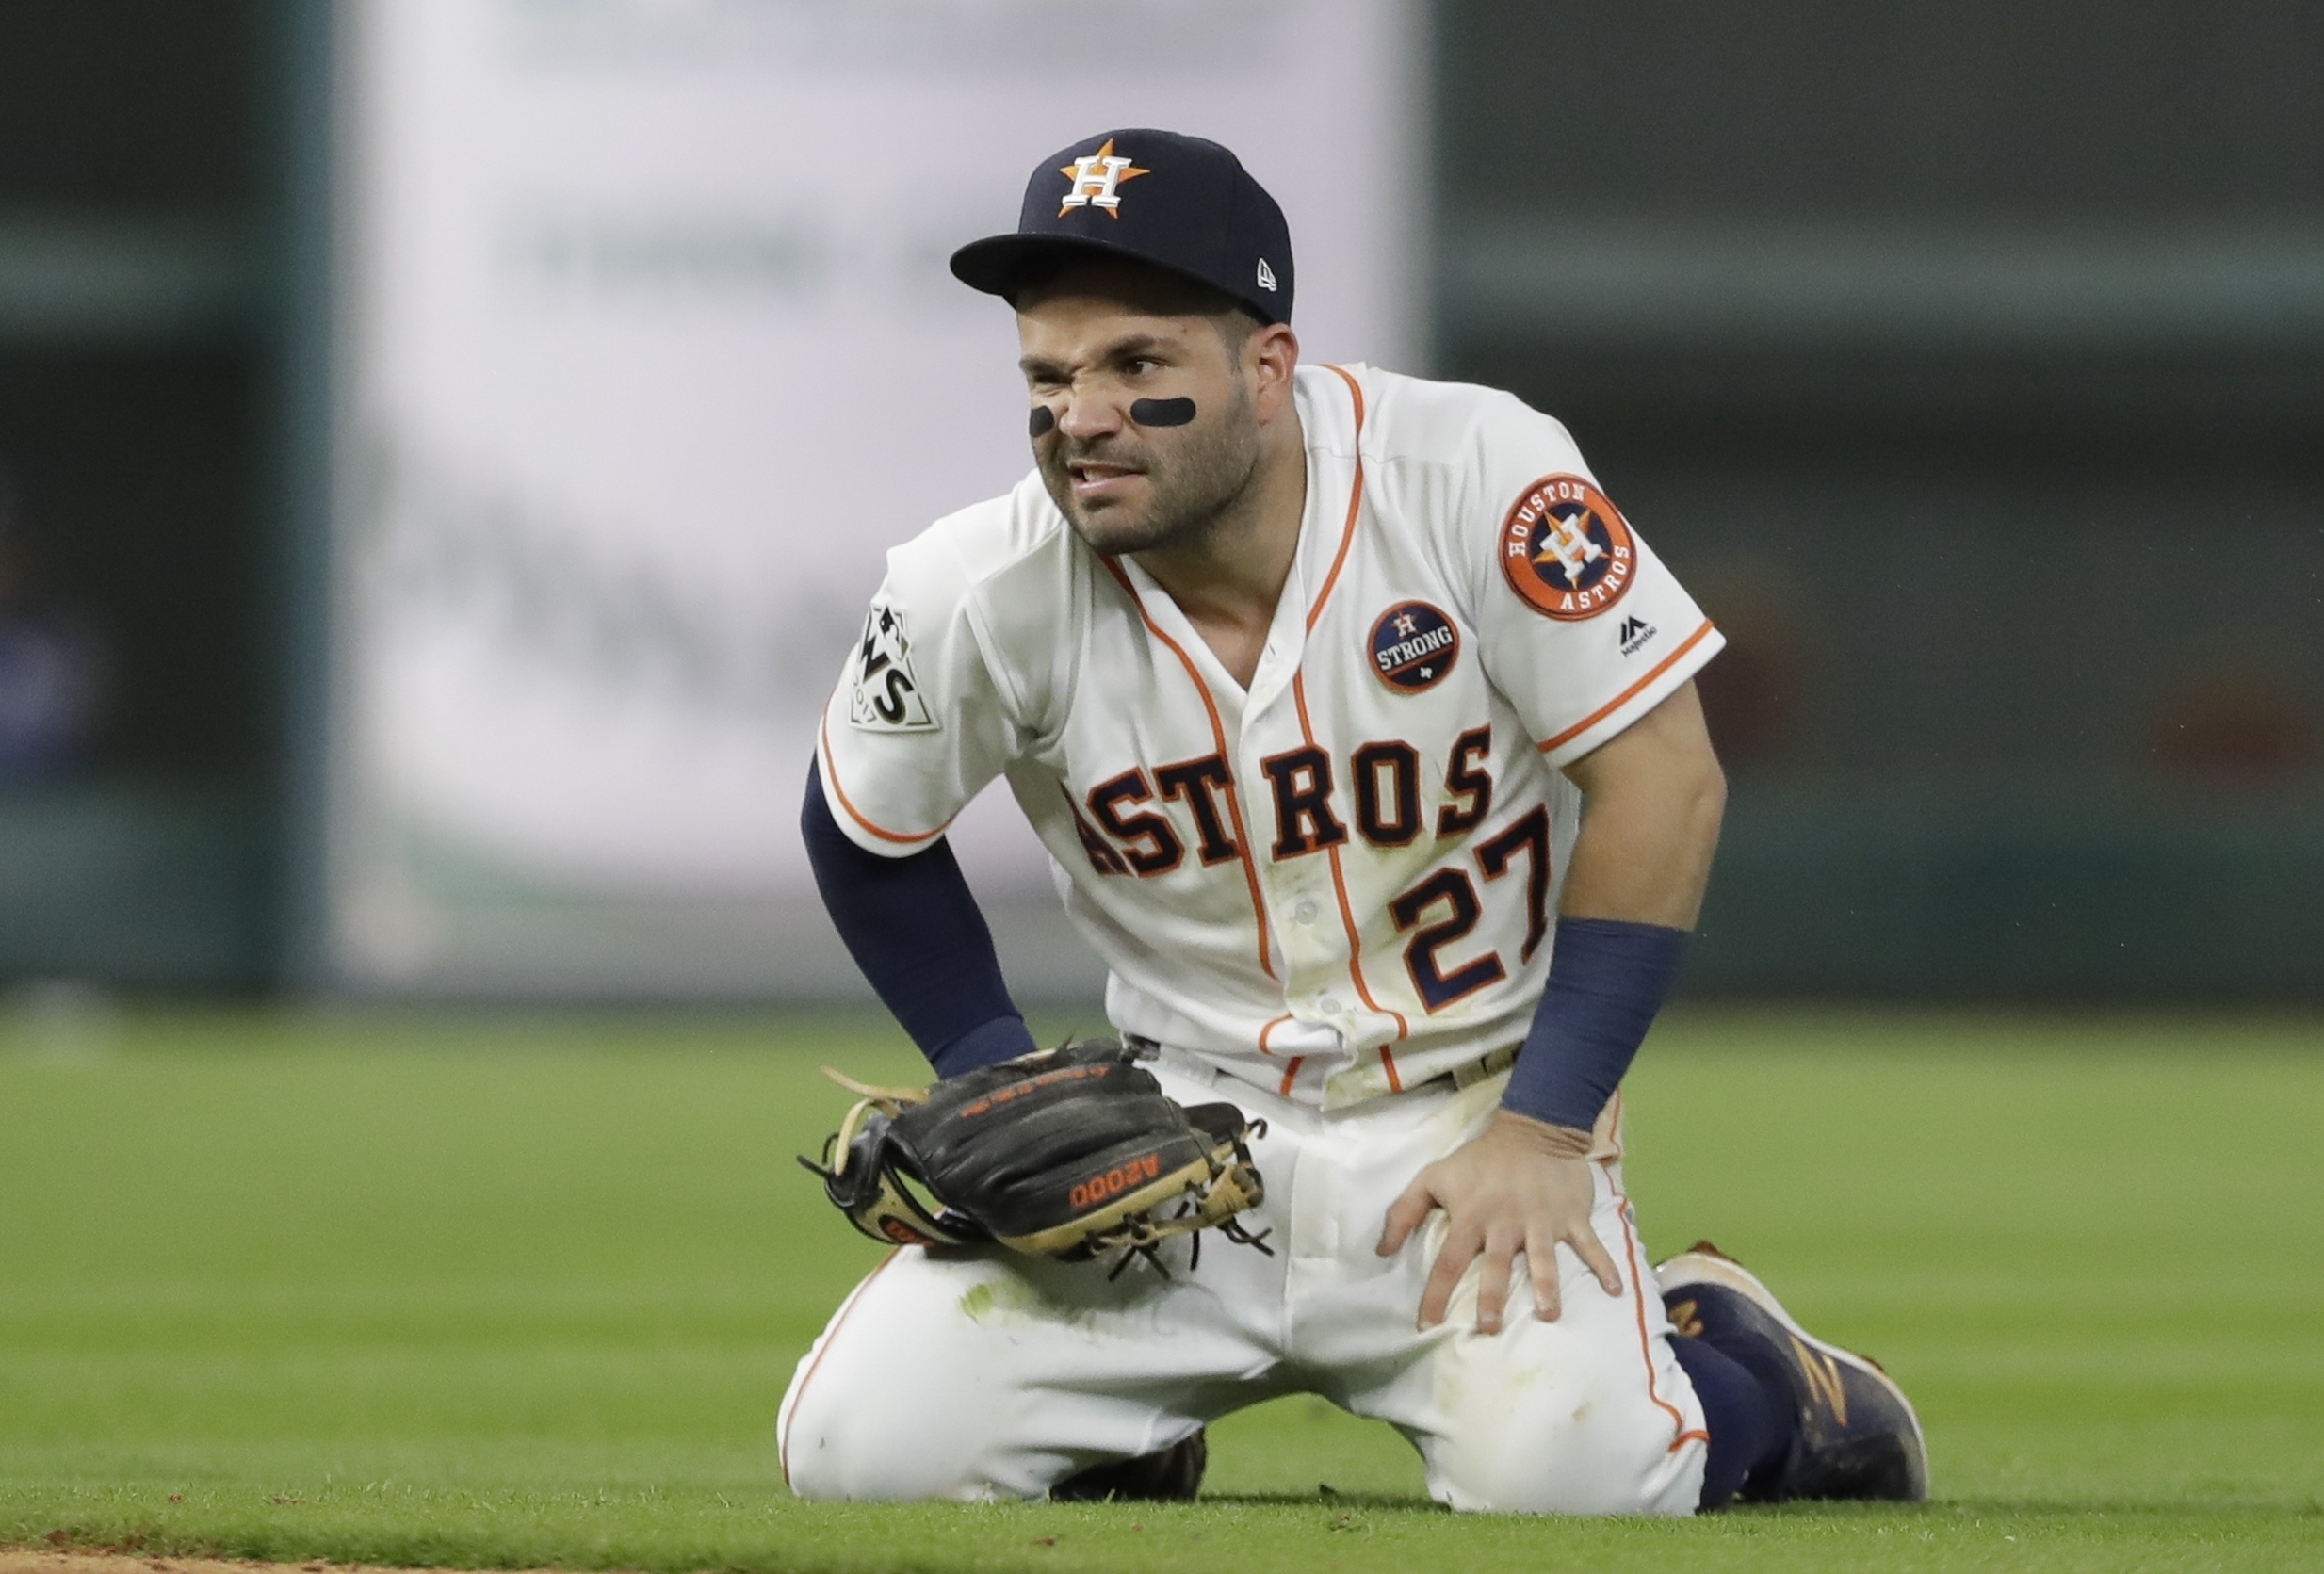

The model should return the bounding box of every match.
[1038,380,1262,559]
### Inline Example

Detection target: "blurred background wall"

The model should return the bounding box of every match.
[320,0,1419,999]
[0,0,2316,1002]
[1437,1,2324,997]
[0,0,276,987]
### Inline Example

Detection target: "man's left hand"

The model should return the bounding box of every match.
[1375,1110,1624,1333]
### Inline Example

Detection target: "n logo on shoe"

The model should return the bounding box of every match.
[1668,1297,1704,1339]
[1791,1336,1850,1425]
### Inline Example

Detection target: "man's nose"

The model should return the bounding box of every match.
[1055,388,1126,441]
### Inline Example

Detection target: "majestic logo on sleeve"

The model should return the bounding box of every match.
[1368,601,1461,693]
[848,604,937,732]
[1058,139,1150,218]
[1501,475,1637,621]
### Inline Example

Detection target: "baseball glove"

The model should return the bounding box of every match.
[800,1038,1270,1274]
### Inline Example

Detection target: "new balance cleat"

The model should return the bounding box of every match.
[1656,1241,1928,1503]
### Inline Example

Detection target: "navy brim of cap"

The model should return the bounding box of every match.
[948,232,1286,325]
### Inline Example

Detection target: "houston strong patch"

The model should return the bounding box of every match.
[1501,474,1637,621]
[1368,600,1461,693]
[849,604,937,732]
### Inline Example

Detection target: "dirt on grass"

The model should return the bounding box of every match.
[2,1554,582,1574]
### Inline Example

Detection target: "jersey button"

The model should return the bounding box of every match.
[1293,900,1318,925]
[1317,995,1343,1014]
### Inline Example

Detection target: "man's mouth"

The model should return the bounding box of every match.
[1065,459,1146,500]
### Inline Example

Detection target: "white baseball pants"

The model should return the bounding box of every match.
[778,1050,1708,1515]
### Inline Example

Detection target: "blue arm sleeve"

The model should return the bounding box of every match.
[1500,917,1690,1131]
[801,759,1037,1078]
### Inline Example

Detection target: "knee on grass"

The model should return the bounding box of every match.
[779,1381,1001,1502]
[1426,1394,1705,1517]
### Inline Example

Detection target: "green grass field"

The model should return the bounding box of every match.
[2,1006,2319,1573]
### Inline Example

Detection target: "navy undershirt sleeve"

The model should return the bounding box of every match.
[801,759,1037,1078]
[1500,917,1690,1131]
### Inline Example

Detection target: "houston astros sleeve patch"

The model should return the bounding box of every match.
[1500,475,1637,621]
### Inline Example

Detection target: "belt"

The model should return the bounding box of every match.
[1427,1043,1519,1094]
[1126,1035,1516,1095]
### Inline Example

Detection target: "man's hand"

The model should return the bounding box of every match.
[1375,1110,1623,1333]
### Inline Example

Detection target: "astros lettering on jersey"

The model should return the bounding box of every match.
[819,362,1724,1113]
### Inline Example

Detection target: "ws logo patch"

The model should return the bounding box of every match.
[849,604,937,732]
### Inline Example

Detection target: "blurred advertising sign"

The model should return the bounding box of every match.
[329,0,1420,993]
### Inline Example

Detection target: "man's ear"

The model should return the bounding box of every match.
[1247,322,1300,423]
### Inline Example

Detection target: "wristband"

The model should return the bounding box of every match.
[930,1014,1040,1079]
[1501,917,1689,1132]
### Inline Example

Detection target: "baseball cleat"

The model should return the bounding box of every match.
[1655,1241,1928,1503]
[1049,1427,1207,1501]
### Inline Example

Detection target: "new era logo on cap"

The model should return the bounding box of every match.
[950,128,1296,326]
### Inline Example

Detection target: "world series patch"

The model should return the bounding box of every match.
[1500,474,1637,621]
[849,603,937,732]
[1368,600,1460,693]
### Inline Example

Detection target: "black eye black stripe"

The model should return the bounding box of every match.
[1129,397,1196,427]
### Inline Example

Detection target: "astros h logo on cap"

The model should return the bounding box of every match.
[1057,138,1150,218]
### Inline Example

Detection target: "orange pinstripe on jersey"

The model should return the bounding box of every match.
[1260,1018,1298,1088]
[1604,1159,1702,1452]
[1291,366,1409,1080]
[1308,365,1368,631]
[1292,669,1411,1065]
[1597,1087,1627,1160]
[1536,619,1717,755]
[819,712,951,847]
[1098,558,1277,983]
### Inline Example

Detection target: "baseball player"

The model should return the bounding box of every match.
[781,130,1926,1514]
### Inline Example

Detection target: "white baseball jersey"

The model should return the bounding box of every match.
[819,362,1723,1112]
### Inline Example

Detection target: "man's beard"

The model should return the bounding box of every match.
[1037,386,1262,557]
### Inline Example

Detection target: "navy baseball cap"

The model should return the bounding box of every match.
[950,129,1294,325]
